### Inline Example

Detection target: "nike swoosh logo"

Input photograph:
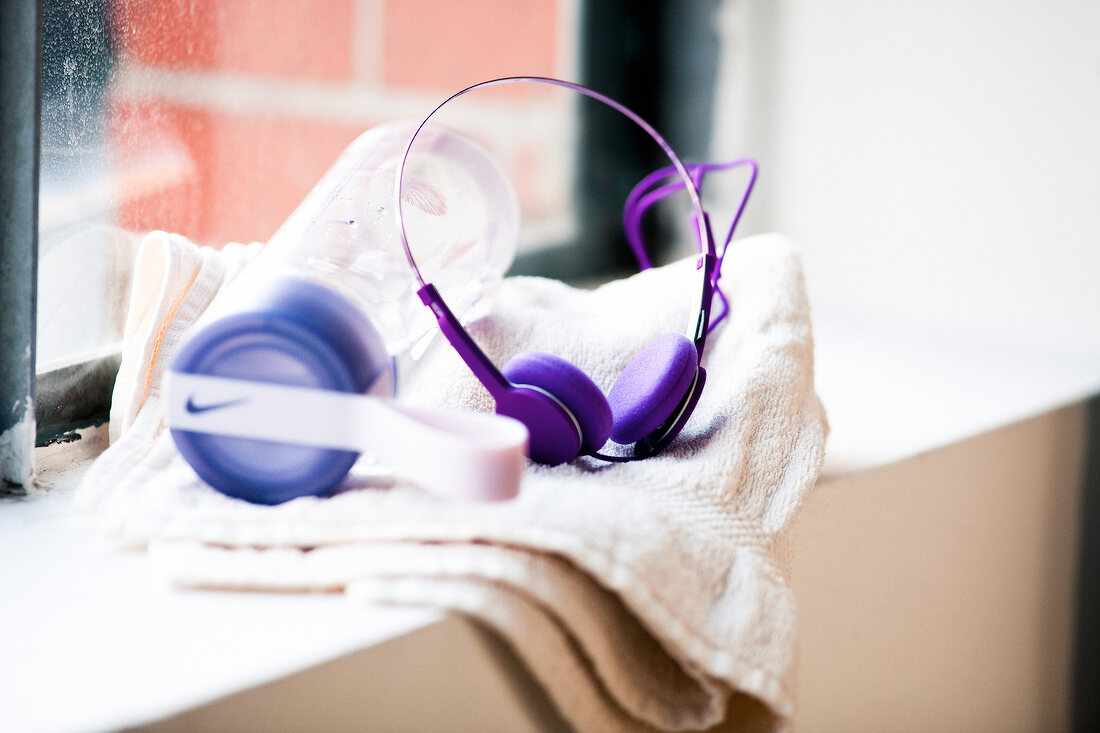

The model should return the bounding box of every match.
[185,395,249,414]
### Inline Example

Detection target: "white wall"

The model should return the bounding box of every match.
[712,0,1100,360]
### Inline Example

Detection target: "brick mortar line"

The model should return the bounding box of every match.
[112,63,571,140]
[352,0,384,85]
[554,0,581,78]
[109,63,582,252]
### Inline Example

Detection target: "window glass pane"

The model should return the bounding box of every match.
[39,0,137,373]
[38,0,581,373]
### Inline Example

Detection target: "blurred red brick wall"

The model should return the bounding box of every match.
[107,0,574,247]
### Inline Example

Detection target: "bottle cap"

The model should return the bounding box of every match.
[169,276,394,504]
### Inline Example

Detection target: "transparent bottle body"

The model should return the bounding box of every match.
[241,120,519,361]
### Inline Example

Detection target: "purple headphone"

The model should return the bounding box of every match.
[395,76,757,466]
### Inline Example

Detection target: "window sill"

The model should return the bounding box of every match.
[5,429,563,733]
[3,313,1097,732]
[813,306,1100,479]
[0,436,430,732]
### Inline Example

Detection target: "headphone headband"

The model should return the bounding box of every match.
[394,75,714,286]
[395,76,718,368]
[394,76,736,464]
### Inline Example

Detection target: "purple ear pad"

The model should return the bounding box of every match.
[607,333,699,445]
[502,351,613,455]
[170,277,394,505]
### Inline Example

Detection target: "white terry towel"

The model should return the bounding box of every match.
[78,230,827,732]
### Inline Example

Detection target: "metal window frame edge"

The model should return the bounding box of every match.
[1,0,41,491]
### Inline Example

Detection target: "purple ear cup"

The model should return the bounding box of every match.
[607,333,699,445]
[502,351,614,456]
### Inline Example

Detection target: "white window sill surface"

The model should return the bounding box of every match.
[0,447,442,733]
[812,306,1100,479]
[3,311,1097,732]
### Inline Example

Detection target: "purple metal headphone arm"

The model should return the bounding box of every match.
[694,225,717,359]
[417,283,510,399]
[419,281,587,464]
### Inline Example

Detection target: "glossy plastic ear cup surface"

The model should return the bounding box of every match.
[607,333,699,445]
[170,277,394,504]
[502,352,614,455]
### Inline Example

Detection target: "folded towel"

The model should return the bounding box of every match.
[78,230,827,732]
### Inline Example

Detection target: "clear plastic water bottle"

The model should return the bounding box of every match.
[165,121,522,504]
[239,119,519,360]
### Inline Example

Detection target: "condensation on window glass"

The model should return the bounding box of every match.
[37,0,578,372]
[38,0,138,372]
